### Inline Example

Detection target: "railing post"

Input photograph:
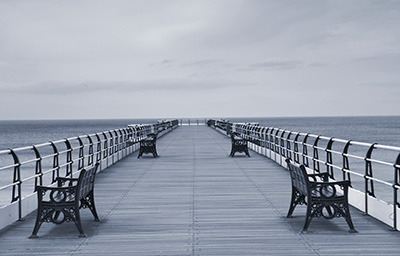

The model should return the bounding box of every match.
[102,132,108,159]
[286,132,292,161]
[64,139,73,177]
[265,128,270,158]
[31,146,43,190]
[9,149,24,221]
[87,135,94,166]
[392,153,400,231]
[95,134,102,163]
[77,137,84,171]
[121,129,127,155]
[364,143,377,215]
[280,131,286,159]
[325,138,334,178]
[274,130,280,160]
[313,136,320,173]
[108,131,114,158]
[302,134,309,167]
[294,134,300,164]
[342,140,352,182]
[50,142,60,183]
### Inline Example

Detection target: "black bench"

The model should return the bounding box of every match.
[285,159,356,233]
[30,163,100,238]
[138,133,158,158]
[230,133,250,157]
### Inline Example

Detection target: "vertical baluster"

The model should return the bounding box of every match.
[281,131,286,158]
[50,142,59,183]
[77,137,84,170]
[95,134,102,163]
[9,149,23,220]
[64,139,73,177]
[102,132,108,159]
[325,138,334,178]
[313,136,320,173]
[342,140,352,182]
[87,135,94,166]
[286,132,292,161]
[392,153,400,231]
[294,133,300,164]
[31,146,43,190]
[364,143,377,215]
[302,134,309,167]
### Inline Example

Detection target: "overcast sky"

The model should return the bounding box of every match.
[0,0,399,120]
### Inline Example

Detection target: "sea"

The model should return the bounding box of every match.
[0,116,399,150]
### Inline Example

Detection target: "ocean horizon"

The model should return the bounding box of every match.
[0,115,399,151]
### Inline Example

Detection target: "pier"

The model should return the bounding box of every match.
[1,125,400,255]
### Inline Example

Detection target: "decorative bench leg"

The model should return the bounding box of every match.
[245,147,250,157]
[286,188,305,218]
[81,190,100,222]
[335,202,357,233]
[29,208,48,238]
[302,203,318,233]
[152,147,158,157]
[73,208,87,237]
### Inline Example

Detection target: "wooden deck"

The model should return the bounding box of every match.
[0,126,399,255]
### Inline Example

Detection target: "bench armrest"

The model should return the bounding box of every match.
[310,180,351,198]
[307,172,330,182]
[56,177,79,187]
[312,180,351,187]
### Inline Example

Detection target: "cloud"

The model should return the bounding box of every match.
[246,59,303,70]
[358,80,399,88]
[307,62,329,68]
[182,59,220,67]
[2,79,253,96]
[352,51,400,63]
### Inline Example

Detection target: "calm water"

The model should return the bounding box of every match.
[0,118,160,150]
[230,116,400,147]
[0,116,399,150]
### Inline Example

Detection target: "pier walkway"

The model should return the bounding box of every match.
[0,126,399,255]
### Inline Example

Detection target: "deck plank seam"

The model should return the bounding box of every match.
[207,127,321,256]
[192,127,196,256]
[71,129,184,254]
[234,158,321,256]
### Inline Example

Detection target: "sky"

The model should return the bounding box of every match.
[0,0,399,120]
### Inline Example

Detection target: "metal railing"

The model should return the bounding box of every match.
[208,119,400,231]
[179,119,207,126]
[0,119,179,230]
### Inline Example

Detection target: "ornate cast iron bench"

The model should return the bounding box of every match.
[285,159,356,233]
[138,133,158,158]
[230,133,250,157]
[30,163,100,238]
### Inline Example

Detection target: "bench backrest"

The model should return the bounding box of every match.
[285,159,309,195]
[147,133,157,142]
[231,134,247,144]
[77,163,99,200]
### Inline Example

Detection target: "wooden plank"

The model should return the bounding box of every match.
[0,126,399,256]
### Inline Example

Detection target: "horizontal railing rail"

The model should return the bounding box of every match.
[0,119,179,230]
[208,119,400,231]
